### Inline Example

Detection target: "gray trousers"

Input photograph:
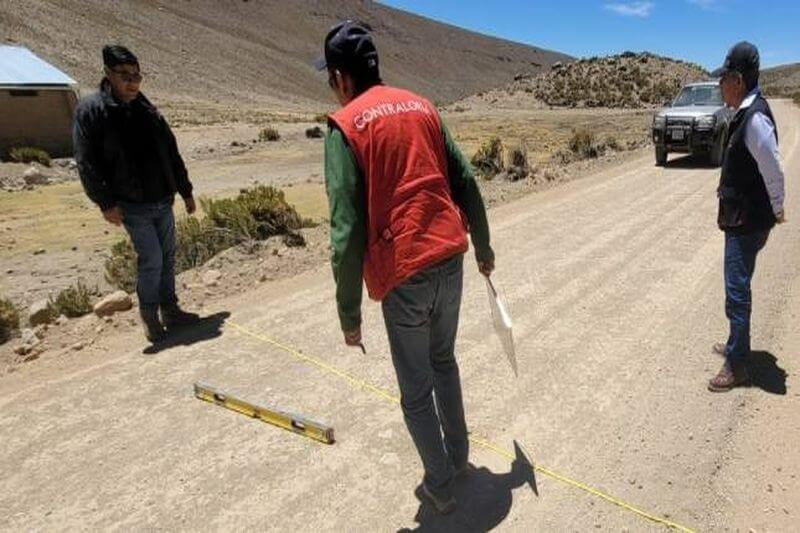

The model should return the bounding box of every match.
[381,254,468,499]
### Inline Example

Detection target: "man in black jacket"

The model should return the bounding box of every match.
[74,45,198,342]
[709,42,787,391]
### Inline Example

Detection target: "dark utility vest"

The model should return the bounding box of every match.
[717,94,778,234]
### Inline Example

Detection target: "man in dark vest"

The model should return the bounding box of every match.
[317,22,495,513]
[709,42,786,392]
[73,45,199,343]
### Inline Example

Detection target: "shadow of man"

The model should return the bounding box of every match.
[143,311,231,355]
[399,441,537,533]
[746,350,787,395]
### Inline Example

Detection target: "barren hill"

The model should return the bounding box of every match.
[0,0,570,116]
[761,63,800,97]
[457,52,709,110]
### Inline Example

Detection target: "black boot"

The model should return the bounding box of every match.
[140,305,166,343]
[161,302,200,330]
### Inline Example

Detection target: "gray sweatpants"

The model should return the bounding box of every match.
[381,254,468,500]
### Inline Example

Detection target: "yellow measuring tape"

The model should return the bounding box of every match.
[228,320,695,532]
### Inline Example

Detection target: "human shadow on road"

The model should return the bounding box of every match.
[143,311,231,355]
[398,441,537,533]
[745,350,787,395]
[664,154,718,170]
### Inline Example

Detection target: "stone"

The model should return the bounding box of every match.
[203,270,222,287]
[93,291,133,317]
[21,328,40,347]
[56,314,68,326]
[71,341,85,351]
[23,167,49,186]
[28,299,53,326]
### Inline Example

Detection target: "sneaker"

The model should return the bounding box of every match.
[708,360,749,392]
[420,484,456,515]
[140,306,166,343]
[160,303,200,330]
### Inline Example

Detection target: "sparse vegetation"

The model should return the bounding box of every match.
[506,141,531,181]
[48,280,95,318]
[105,186,311,291]
[105,240,138,293]
[7,146,52,167]
[471,137,505,179]
[506,52,707,109]
[313,113,329,124]
[0,297,21,344]
[569,129,599,158]
[305,126,324,139]
[258,126,281,142]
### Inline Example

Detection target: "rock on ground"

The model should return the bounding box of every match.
[93,291,133,317]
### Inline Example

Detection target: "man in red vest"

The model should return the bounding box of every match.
[317,21,495,514]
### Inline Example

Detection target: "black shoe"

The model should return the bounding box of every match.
[419,484,456,515]
[140,306,166,343]
[161,303,200,330]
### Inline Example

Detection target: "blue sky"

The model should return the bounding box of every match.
[379,0,799,70]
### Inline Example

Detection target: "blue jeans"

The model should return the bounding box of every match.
[724,230,770,363]
[120,199,178,309]
[381,254,468,500]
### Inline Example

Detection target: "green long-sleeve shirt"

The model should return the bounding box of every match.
[325,117,494,331]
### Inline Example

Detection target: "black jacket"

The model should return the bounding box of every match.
[717,95,777,234]
[73,81,192,210]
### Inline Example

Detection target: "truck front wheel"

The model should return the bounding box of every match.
[655,147,668,166]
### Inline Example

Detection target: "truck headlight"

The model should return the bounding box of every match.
[653,115,666,129]
[695,115,715,130]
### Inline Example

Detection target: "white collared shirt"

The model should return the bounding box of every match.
[739,87,785,215]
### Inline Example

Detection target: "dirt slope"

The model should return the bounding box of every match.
[0,0,570,115]
[762,63,800,97]
[1,101,797,531]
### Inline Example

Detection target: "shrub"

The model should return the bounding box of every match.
[258,126,280,142]
[605,135,622,151]
[174,216,235,272]
[0,297,20,344]
[506,141,531,181]
[305,126,324,139]
[8,146,51,167]
[105,239,138,293]
[568,129,606,159]
[471,137,505,179]
[202,186,306,241]
[105,186,312,291]
[793,93,800,107]
[48,280,94,318]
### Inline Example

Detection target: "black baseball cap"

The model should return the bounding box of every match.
[712,41,760,78]
[313,20,379,73]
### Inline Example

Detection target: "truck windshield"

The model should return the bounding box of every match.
[672,86,723,106]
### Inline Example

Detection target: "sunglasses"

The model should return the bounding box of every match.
[110,69,143,84]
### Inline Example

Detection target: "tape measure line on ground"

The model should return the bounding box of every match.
[227,320,695,532]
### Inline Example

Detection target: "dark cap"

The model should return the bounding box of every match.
[103,45,139,68]
[712,41,759,78]
[313,21,379,73]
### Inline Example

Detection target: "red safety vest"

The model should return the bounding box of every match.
[330,85,468,301]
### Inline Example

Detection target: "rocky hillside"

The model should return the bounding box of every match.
[0,0,570,116]
[761,63,800,98]
[490,52,709,109]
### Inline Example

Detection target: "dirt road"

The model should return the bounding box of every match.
[1,101,798,532]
